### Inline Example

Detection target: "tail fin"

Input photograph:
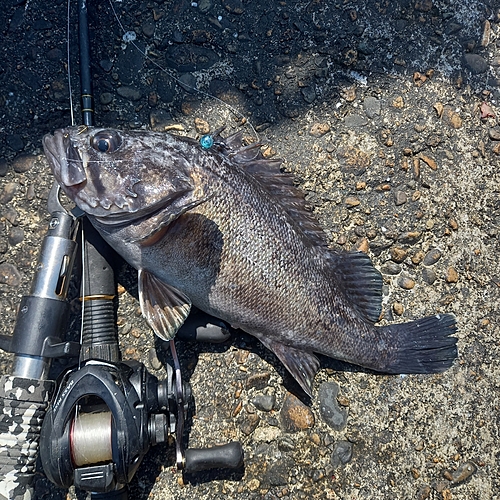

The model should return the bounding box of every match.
[382,313,458,374]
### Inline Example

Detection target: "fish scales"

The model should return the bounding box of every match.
[43,127,457,396]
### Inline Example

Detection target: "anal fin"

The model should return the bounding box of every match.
[260,337,320,397]
[138,269,191,341]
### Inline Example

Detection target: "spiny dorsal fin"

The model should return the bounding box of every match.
[217,131,328,248]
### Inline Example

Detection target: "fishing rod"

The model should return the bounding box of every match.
[0,1,242,498]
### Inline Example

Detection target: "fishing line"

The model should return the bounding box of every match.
[107,0,259,141]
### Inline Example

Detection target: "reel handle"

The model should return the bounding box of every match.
[184,442,244,472]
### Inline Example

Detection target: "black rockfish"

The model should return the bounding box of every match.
[43,127,457,395]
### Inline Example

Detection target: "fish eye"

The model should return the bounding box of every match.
[91,130,122,153]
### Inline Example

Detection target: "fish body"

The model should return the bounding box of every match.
[43,127,457,395]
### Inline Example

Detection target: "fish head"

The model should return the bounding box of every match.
[43,126,207,227]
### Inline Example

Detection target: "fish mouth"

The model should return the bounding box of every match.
[43,129,87,187]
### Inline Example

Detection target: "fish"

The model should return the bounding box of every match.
[42,126,458,396]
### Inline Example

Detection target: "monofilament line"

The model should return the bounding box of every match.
[107,0,258,141]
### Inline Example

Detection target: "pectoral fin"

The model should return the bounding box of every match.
[259,337,320,397]
[138,269,191,341]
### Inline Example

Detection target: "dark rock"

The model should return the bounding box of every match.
[398,231,422,244]
[0,263,22,287]
[252,394,276,412]
[398,276,415,290]
[2,207,18,225]
[423,248,442,266]
[318,382,348,431]
[330,441,353,468]
[178,73,198,93]
[488,127,500,141]
[363,96,381,118]
[0,160,8,177]
[394,190,407,206]
[280,393,315,433]
[239,413,260,436]
[6,135,24,152]
[380,262,402,275]
[464,53,489,74]
[246,372,271,390]
[8,226,24,246]
[390,247,407,263]
[0,183,18,204]
[448,461,477,485]
[344,114,368,128]
[149,110,174,131]
[117,86,142,101]
[46,48,63,61]
[422,268,437,285]
[301,86,316,104]
[100,92,113,105]
[142,21,155,38]
[12,154,34,173]
[100,59,114,72]
[264,460,292,486]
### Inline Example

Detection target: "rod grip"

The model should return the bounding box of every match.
[184,442,243,472]
[0,376,55,500]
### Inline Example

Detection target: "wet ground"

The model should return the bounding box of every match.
[1,1,500,499]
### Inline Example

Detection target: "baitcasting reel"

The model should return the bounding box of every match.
[0,185,242,500]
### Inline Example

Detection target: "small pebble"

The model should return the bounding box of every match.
[309,122,330,137]
[398,276,415,290]
[392,96,404,108]
[100,92,113,105]
[0,183,18,204]
[0,160,8,177]
[419,154,437,170]
[2,207,19,225]
[446,267,458,283]
[380,262,402,275]
[446,461,477,484]
[330,440,353,468]
[318,382,348,431]
[246,371,271,389]
[252,394,276,412]
[398,231,422,244]
[8,227,24,246]
[423,248,442,266]
[390,247,407,263]
[12,154,35,173]
[280,393,315,433]
[411,250,425,265]
[393,302,404,315]
[422,268,437,285]
[194,117,210,135]
[443,107,462,129]
[488,127,500,141]
[0,263,22,287]
[464,53,489,74]
[363,96,381,118]
[394,190,407,206]
[117,86,142,101]
[239,412,260,435]
[345,196,360,207]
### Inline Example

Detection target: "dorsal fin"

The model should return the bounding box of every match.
[216,131,329,248]
[326,251,383,323]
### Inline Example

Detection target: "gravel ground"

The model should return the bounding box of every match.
[1,1,500,499]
